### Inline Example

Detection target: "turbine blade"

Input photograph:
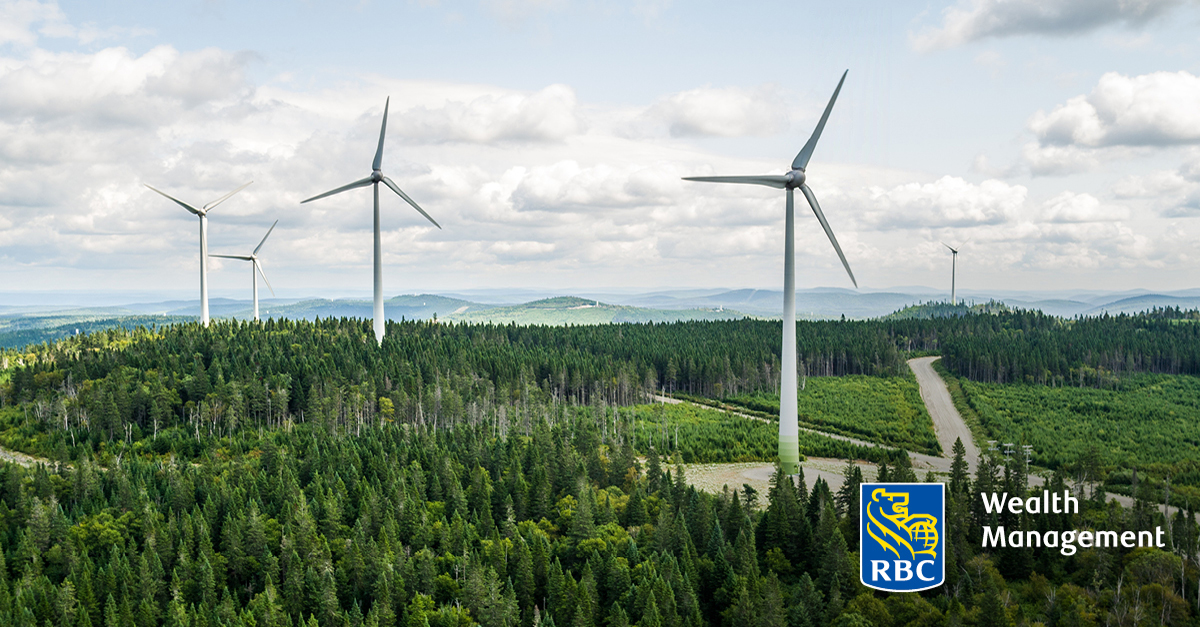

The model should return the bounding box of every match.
[253,219,279,255]
[381,176,441,229]
[203,181,253,212]
[255,260,275,297]
[145,184,202,215]
[301,176,374,204]
[681,175,789,189]
[211,254,253,260]
[373,97,389,171]
[792,70,848,171]
[800,184,857,288]
[942,242,957,253]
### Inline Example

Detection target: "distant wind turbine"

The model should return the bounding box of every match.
[213,220,278,321]
[145,181,253,327]
[302,97,441,345]
[683,71,857,476]
[941,240,969,306]
[942,242,959,306]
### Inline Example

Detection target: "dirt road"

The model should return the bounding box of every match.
[686,457,880,501]
[0,445,49,467]
[909,356,980,471]
[676,357,1001,491]
[677,358,1172,519]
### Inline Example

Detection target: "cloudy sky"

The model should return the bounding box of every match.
[2,0,1199,299]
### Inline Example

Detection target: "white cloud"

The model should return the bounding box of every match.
[912,0,1185,50]
[1040,191,1129,222]
[0,0,150,47]
[1109,155,1200,216]
[633,84,789,138]
[1180,155,1200,181]
[1112,170,1191,198]
[1,1,1196,295]
[390,84,585,144]
[852,176,1027,229]
[1020,142,1101,176]
[487,240,558,261]
[1029,71,1200,148]
[146,48,256,108]
[508,161,684,212]
[1018,72,1200,175]
[0,45,254,126]
[0,0,67,47]
[1165,193,1200,217]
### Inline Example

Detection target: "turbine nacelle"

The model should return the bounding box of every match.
[371,170,383,183]
[785,169,807,189]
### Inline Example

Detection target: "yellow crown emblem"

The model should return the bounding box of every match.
[866,488,939,559]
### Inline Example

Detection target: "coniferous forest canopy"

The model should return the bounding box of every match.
[0,310,1197,626]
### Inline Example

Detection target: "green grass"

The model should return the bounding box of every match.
[957,374,1200,469]
[718,375,941,455]
[629,401,905,465]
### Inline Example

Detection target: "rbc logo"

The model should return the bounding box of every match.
[860,483,945,592]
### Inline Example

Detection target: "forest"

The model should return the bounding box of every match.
[0,311,1197,626]
[0,403,1194,627]
[4,309,1199,440]
[719,375,939,456]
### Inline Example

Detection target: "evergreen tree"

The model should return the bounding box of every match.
[949,437,970,495]
[605,603,629,627]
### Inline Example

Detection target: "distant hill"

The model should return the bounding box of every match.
[592,288,937,319]
[1081,294,1200,316]
[443,296,749,325]
[254,294,493,322]
[0,315,193,349]
[4,287,1199,350]
[0,295,749,348]
[884,300,1011,320]
[998,299,1092,317]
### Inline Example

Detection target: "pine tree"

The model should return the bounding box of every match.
[637,591,661,627]
[890,452,918,483]
[605,603,629,627]
[757,572,787,627]
[949,438,970,495]
[646,450,662,494]
[571,481,597,546]
[404,594,434,627]
[834,462,863,551]
[625,487,648,528]
[787,574,822,627]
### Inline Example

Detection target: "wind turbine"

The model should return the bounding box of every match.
[212,220,278,321]
[145,181,253,327]
[302,97,441,345]
[942,242,960,306]
[683,71,857,476]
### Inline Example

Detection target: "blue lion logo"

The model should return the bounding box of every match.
[865,488,940,560]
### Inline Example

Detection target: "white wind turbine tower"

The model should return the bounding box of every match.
[145,181,253,327]
[212,220,278,321]
[683,71,857,476]
[302,98,441,345]
[942,241,965,306]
